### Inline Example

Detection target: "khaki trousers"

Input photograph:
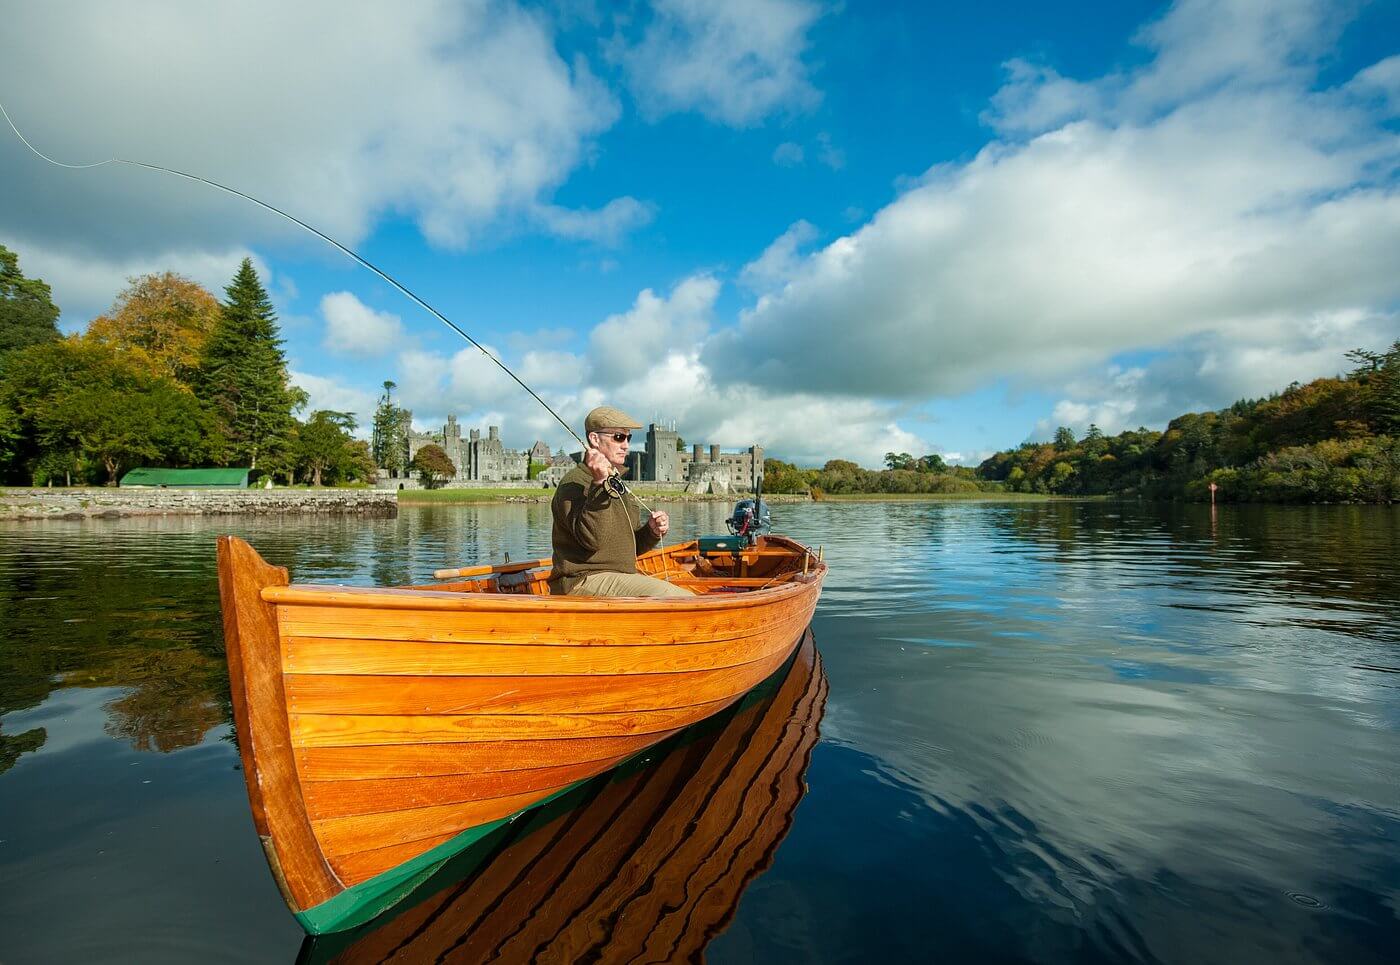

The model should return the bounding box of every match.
[567,571,694,598]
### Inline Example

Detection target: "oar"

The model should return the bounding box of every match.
[432,556,551,580]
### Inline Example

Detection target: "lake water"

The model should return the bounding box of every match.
[1,501,1397,963]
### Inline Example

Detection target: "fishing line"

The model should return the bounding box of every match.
[0,97,661,516]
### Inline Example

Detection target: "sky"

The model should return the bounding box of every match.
[1,0,1398,467]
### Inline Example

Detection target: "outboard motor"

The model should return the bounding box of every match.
[697,473,771,554]
[726,497,771,547]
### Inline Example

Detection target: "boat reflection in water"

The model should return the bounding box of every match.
[298,630,826,965]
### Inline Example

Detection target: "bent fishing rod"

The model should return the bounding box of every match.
[0,98,652,510]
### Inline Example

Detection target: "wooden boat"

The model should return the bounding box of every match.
[298,630,826,964]
[216,533,826,935]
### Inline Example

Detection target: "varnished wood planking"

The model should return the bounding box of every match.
[280,617,808,677]
[295,732,676,782]
[286,647,796,717]
[325,637,826,964]
[290,696,738,748]
[315,786,573,865]
[215,533,828,931]
[302,755,634,821]
[274,591,815,646]
[215,537,343,912]
[329,831,460,888]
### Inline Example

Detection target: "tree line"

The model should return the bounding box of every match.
[761,343,1398,504]
[976,345,1400,503]
[0,243,375,486]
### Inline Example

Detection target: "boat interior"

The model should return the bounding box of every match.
[415,536,818,596]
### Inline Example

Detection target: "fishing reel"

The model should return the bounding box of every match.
[726,497,771,547]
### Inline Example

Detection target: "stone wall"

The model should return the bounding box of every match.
[0,488,398,520]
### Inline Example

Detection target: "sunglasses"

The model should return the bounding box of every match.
[595,432,632,443]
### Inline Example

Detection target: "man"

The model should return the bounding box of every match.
[549,405,693,597]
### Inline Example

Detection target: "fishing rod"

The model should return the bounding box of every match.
[0,97,655,509]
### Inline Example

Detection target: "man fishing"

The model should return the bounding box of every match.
[549,405,693,597]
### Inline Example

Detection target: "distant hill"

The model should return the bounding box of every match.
[976,341,1400,503]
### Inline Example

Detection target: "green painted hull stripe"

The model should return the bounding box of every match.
[292,640,804,936]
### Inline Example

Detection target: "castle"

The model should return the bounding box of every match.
[392,415,762,493]
[407,415,533,483]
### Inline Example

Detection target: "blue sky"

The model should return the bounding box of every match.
[2,0,1398,466]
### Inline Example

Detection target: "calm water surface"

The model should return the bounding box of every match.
[1,502,1397,963]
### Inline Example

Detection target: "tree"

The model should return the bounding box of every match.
[1082,423,1107,457]
[296,410,358,486]
[1053,426,1076,449]
[85,272,220,385]
[410,444,456,489]
[370,380,410,474]
[0,244,61,357]
[917,453,947,473]
[195,259,302,470]
[1350,340,1400,433]
[0,337,212,484]
[884,452,914,470]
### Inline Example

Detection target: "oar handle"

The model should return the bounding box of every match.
[432,556,552,580]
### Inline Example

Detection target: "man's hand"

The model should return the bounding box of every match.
[583,447,611,485]
[648,510,670,538]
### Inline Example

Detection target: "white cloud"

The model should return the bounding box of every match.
[0,0,635,316]
[814,131,844,170]
[703,0,1400,420]
[773,142,805,166]
[10,240,260,327]
[587,274,718,384]
[614,0,826,125]
[1033,309,1399,439]
[739,220,818,293]
[287,370,377,437]
[320,292,405,358]
[533,196,656,246]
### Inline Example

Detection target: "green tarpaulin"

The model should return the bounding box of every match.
[119,468,250,488]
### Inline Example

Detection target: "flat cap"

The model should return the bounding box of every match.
[584,405,643,434]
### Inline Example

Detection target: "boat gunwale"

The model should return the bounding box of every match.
[261,536,826,613]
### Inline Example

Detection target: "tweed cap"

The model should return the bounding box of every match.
[584,405,643,434]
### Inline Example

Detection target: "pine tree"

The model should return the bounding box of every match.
[196,259,303,470]
[371,380,411,475]
[0,244,61,357]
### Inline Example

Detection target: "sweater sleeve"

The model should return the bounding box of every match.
[558,479,613,552]
[635,518,661,555]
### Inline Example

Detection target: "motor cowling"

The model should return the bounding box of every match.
[726,498,771,546]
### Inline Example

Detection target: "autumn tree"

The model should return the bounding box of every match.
[410,443,456,489]
[0,244,60,357]
[85,272,220,384]
[195,259,303,469]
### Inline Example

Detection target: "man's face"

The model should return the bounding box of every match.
[590,427,631,469]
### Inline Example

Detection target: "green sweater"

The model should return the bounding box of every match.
[549,464,659,594]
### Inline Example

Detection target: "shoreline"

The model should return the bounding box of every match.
[0,486,1093,519]
[0,487,398,520]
